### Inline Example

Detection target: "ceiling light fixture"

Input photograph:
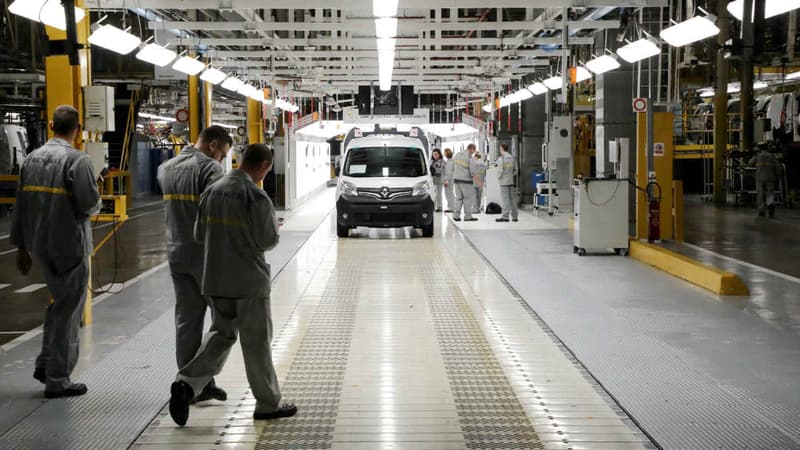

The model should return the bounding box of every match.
[199,67,228,85]
[543,76,564,90]
[517,89,534,101]
[9,0,86,31]
[660,16,720,47]
[527,82,548,95]
[139,112,176,122]
[585,54,621,74]
[373,0,399,17]
[172,55,206,76]
[616,38,660,63]
[211,122,239,130]
[727,0,800,20]
[136,43,177,67]
[574,66,593,83]
[88,23,141,55]
[375,18,398,38]
[220,76,245,92]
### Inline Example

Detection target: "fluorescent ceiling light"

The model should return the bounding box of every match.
[700,89,715,98]
[172,56,206,76]
[585,54,621,74]
[136,43,177,67]
[377,38,396,53]
[9,0,86,31]
[616,38,660,63]
[543,76,564,90]
[379,74,393,91]
[88,24,141,55]
[660,16,720,47]
[221,76,245,92]
[786,70,800,80]
[211,122,238,130]
[727,0,800,20]
[574,66,592,83]
[199,67,227,85]
[527,82,548,95]
[518,89,534,100]
[375,18,398,38]
[373,0,399,17]
[140,112,176,122]
[249,88,265,102]
[754,81,768,90]
[238,84,258,98]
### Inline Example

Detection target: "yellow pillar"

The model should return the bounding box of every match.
[204,80,213,129]
[189,74,200,143]
[636,111,675,240]
[44,0,90,149]
[248,98,264,144]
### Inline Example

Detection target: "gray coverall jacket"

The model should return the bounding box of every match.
[10,137,100,391]
[194,169,280,299]
[496,153,516,186]
[158,146,224,268]
[443,159,455,184]
[748,150,780,185]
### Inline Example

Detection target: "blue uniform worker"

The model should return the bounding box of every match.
[11,105,101,398]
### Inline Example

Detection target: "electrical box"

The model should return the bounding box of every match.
[85,142,108,179]
[84,86,115,132]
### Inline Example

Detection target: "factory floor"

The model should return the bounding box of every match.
[0,188,798,449]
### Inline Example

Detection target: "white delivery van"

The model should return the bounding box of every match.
[336,126,434,238]
[0,125,29,174]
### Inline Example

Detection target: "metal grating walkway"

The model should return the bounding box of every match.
[131,218,653,450]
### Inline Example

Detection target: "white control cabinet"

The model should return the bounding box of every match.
[573,178,629,256]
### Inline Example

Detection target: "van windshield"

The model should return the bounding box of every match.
[344,146,427,178]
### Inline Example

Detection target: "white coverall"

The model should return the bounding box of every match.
[496,153,518,220]
[177,169,282,414]
[157,146,224,369]
[10,138,101,391]
[452,150,479,220]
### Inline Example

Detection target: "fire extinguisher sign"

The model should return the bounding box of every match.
[654,142,665,157]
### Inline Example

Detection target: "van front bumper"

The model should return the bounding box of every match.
[336,195,434,228]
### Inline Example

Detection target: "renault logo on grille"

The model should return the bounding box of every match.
[380,187,390,199]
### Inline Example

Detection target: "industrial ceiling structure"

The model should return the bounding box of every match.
[83,0,669,98]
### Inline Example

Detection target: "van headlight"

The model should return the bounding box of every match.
[412,180,432,197]
[338,180,358,197]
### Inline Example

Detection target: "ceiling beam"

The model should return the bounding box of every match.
[149,19,621,32]
[165,36,595,47]
[207,49,565,58]
[87,0,667,8]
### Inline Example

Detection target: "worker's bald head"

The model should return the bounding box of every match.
[51,105,81,137]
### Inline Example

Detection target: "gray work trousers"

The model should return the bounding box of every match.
[500,185,518,219]
[473,186,483,213]
[453,181,476,220]
[34,254,89,391]
[433,180,443,210]
[756,180,776,213]
[177,295,281,414]
[443,182,455,211]
[169,262,213,369]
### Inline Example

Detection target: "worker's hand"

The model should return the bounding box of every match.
[16,248,32,276]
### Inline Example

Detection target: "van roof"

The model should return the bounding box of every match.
[345,135,425,151]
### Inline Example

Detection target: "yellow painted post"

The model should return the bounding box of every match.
[189,74,200,143]
[44,0,90,149]
[673,180,684,242]
[204,80,213,129]
[247,98,264,144]
[636,111,675,240]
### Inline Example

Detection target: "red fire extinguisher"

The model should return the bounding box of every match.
[647,182,662,243]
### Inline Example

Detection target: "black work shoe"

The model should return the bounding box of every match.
[33,368,46,384]
[512,218,519,222]
[768,205,775,217]
[253,403,298,420]
[466,218,478,221]
[435,209,442,212]
[496,218,509,222]
[169,380,194,426]
[453,217,462,221]
[45,383,87,398]
[192,382,227,403]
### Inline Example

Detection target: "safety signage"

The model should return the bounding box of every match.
[632,98,648,113]
[176,108,190,123]
[654,142,665,157]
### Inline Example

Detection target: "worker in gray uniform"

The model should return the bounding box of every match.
[748,144,782,217]
[451,143,481,221]
[495,144,518,222]
[169,144,297,426]
[158,125,232,402]
[11,105,101,398]
[442,148,455,212]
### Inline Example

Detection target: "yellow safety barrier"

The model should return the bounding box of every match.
[629,240,749,296]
